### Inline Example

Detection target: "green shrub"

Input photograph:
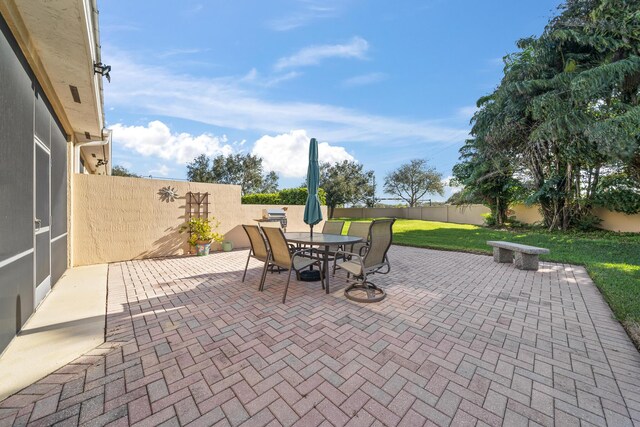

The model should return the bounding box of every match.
[179,217,223,246]
[481,212,497,226]
[594,173,640,215]
[571,212,603,231]
[241,193,281,204]
[242,188,326,205]
[317,188,326,205]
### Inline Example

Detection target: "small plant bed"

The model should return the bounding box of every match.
[180,217,224,256]
[337,218,640,348]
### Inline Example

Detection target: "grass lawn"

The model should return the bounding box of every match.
[337,218,640,345]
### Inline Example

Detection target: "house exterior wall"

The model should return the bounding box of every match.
[0,14,68,353]
[72,175,329,266]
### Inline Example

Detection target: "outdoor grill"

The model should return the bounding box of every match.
[255,208,287,231]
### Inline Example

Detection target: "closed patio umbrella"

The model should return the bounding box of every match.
[303,138,323,237]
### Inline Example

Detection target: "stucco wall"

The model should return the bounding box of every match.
[510,205,544,225]
[420,207,449,222]
[511,205,640,232]
[446,205,491,225]
[333,205,489,226]
[72,175,327,266]
[592,208,640,233]
[334,204,639,232]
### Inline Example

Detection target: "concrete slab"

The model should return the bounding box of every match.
[0,264,107,401]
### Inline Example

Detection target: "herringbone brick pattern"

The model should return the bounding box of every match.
[1,246,639,426]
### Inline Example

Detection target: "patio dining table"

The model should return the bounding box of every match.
[284,232,363,294]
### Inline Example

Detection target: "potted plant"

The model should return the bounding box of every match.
[180,217,223,256]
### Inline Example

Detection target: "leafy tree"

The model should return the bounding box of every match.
[362,171,378,208]
[452,0,640,230]
[383,159,444,207]
[111,165,140,178]
[594,171,640,214]
[187,153,279,195]
[451,107,525,226]
[186,154,213,182]
[319,161,375,218]
[262,171,279,194]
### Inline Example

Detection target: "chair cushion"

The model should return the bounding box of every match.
[293,257,317,270]
[340,260,362,276]
[315,246,341,258]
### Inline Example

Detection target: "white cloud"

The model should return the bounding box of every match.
[111,120,234,164]
[457,105,478,121]
[436,175,463,202]
[114,159,133,169]
[184,3,204,15]
[242,68,301,87]
[251,130,354,177]
[342,72,387,87]
[442,175,462,193]
[149,164,171,177]
[274,37,369,70]
[105,49,469,146]
[267,1,340,31]
[101,23,141,33]
[157,48,209,59]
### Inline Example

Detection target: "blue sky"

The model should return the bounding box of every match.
[102,0,561,201]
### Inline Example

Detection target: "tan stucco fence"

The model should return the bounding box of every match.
[72,175,327,266]
[72,175,638,266]
[334,205,640,233]
[333,206,492,225]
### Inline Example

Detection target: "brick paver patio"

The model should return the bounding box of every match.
[1,246,639,426]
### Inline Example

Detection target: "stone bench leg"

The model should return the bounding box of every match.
[493,247,513,263]
[514,252,539,270]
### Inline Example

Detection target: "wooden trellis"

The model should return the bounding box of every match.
[185,192,209,220]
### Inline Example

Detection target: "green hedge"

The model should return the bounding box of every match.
[241,193,281,205]
[242,188,326,205]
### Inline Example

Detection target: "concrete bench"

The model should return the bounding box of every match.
[487,241,550,271]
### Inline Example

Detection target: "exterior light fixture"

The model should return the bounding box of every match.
[93,62,111,82]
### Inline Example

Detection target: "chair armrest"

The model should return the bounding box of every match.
[291,248,316,258]
[332,249,365,273]
[333,249,361,260]
[358,243,370,257]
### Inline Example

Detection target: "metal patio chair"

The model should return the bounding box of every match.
[262,226,325,303]
[241,224,270,286]
[332,221,371,275]
[314,220,345,260]
[321,221,344,235]
[333,218,395,303]
[346,221,371,256]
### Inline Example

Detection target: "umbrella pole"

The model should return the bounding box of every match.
[310,224,313,238]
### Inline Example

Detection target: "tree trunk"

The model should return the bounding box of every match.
[562,163,572,231]
[329,205,335,219]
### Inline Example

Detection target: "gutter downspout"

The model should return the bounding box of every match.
[75,129,112,175]
[91,0,105,131]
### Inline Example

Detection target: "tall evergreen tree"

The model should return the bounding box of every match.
[454,0,640,230]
